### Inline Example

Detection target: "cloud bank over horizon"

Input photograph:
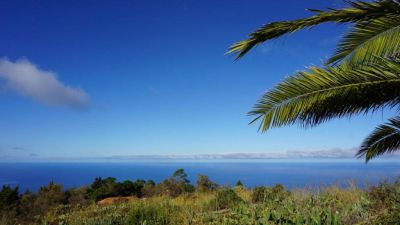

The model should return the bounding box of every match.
[101,148,362,160]
[0,58,89,109]
[5,147,399,162]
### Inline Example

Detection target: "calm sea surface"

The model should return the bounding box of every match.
[0,161,399,191]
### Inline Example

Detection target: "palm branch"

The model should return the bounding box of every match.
[327,16,400,65]
[357,116,400,161]
[229,0,400,161]
[228,0,400,59]
[249,58,400,131]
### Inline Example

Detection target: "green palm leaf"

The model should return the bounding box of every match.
[357,116,400,162]
[250,58,400,131]
[327,16,400,65]
[228,0,400,59]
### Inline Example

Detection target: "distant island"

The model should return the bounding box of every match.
[1,168,399,224]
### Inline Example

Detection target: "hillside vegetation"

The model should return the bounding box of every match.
[1,169,400,225]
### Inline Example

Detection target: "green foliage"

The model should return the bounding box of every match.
[197,174,218,192]
[125,201,181,225]
[228,0,400,59]
[86,177,149,200]
[0,185,19,211]
[173,168,190,183]
[116,179,145,197]
[65,187,90,206]
[235,180,243,187]
[228,0,400,161]
[328,16,400,65]
[4,174,400,224]
[157,169,195,197]
[142,180,157,197]
[33,182,66,215]
[357,116,400,161]
[367,180,400,224]
[86,177,117,201]
[211,188,244,210]
[249,58,400,131]
[251,184,288,203]
[0,185,19,224]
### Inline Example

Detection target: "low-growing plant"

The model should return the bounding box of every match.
[252,184,289,203]
[211,188,244,210]
[125,200,182,225]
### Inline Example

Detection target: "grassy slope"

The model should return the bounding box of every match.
[40,183,400,225]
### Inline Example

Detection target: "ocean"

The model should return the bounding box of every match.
[1,161,399,191]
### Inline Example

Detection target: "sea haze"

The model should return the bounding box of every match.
[0,161,399,191]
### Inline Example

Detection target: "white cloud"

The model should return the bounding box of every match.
[0,58,89,109]
[90,148,399,161]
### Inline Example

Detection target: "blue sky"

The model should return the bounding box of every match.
[0,0,395,160]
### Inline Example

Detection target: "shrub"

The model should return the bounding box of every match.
[65,187,90,206]
[367,180,400,224]
[156,169,195,197]
[251,186,269,203]
[86,177,117,201]
[211,188,243,210]
[0,185,19,211]
[33,182,66,215]
[142,180,156,197]
[252,184,289,203]
[116,179,145,197]
[0,186,19,225]
[17,190,36,223]
[196,174,218,192]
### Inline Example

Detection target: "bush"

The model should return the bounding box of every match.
[0,185,19,211]
[252,184,289,203]
[367,180,400,224]
[196,174,218,192]
[17,190,36,223]
[156,169,195,197]
[211,188,243,210]
[142,180,156,197]
[65,187,90,206]
[86,177,118,201]
[86,177,149,200]
[251,186,269,203]
[0,186,19,225]
[33,182,66,215]
[116,179,145,197]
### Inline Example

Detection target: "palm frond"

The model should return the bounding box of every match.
[327,16,400,65]
[249,58,400,132]
[228,0,400,59]
[357,116,400,162]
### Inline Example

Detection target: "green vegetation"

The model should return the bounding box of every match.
[228,0,400,161]
[1,168,400,224]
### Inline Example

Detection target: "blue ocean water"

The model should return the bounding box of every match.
[0,161,399,191]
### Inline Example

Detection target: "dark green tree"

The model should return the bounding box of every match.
[0,185,19,211]
[86,177,118,201]
[158,169,194,197]
[33,182,66,216]
[196,174,218,192]
[236,180,243,187]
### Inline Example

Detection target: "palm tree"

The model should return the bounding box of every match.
[228,0,400,161]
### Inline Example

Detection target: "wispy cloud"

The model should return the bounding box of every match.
[0,58,89,109]
[0,146,38,160]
